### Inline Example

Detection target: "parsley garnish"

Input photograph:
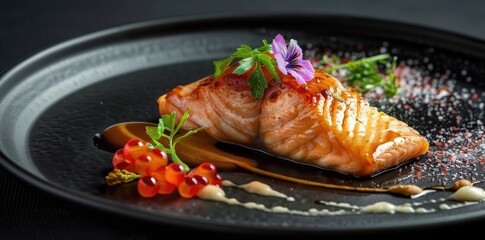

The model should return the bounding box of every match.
[213,40,280,100]
[323,53,399,97]
[145,109,205,172]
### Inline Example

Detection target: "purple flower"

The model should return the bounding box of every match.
[271,34,315,85]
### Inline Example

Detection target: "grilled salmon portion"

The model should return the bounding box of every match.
[158,68,429,177]
[261,71,429,176]
[158,66,262,144]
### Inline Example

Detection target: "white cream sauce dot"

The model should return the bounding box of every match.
[222,180,295,201]
[449,186,485,202]
[361,202,397,214]
[243,202,265,210]
[271,206,290,213]
[360,202,417,214]
[394,205,415,213]
[439,202,477,210]
[439,204,451,210]
[197,185,233,203]
[318,201,359,209]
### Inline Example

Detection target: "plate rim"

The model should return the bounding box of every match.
[1,13,485,235]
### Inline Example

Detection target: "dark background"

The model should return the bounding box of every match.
[1,0,484,239]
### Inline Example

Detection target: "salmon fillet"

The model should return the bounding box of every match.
[158,66,262,144]
[158,66,429,177]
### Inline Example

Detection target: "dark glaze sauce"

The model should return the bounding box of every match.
[98,121,470,197]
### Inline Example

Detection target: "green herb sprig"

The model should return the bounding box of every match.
[323,53,399,97]
[146,109,205,172]
[213,40,280,100]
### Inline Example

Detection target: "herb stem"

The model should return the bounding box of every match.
[169,135,190,172]
[322,53,399,97]
[146,109,204,173]
[326,54,390,72]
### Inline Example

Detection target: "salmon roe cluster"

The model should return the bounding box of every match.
[112,138,222,198]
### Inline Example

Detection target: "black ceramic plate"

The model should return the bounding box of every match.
[1,15,485,236]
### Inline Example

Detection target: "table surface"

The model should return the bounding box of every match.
[1,0,484,239]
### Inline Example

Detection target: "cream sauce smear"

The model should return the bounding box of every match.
[222,180,295,201]
[197,184,349,216]
[197,180,485,215]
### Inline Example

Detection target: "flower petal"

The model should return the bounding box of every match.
[288,59,315,84]
[274,54,288,75]
[287,68,306,85]
[271,34,315,85]
[286,39,303,63]
[297,59,315,81]
[271,34,287,57]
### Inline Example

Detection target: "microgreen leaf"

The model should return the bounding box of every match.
[145,108,205,172]
[247,61,267,100]
[146,126,160,141]
[212,38,280,99]
[384,56,399,97]
[213,56,235,78]
[162,111,176,132]
[233,45,253,58]
[213,35,314,98]
[233,57,255,75]
[146,118,164,140]
[323,53,400,97]
[257,44,271,53]
[146,118,170,153]
[257,54,281,82]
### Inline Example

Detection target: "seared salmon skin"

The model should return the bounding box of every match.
[158,66,429,177]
